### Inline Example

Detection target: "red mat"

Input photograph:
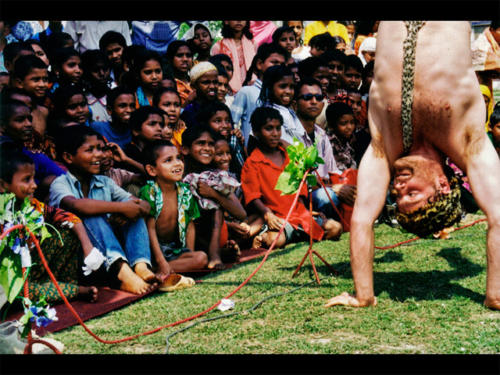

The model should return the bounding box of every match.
[3,248,269,336]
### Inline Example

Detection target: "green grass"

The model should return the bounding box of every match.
[50,213,499,354]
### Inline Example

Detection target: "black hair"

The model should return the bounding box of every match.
[209,54,233,70]
[196,101,233,128]
[309,32,337,52]
[0,99,31,128]
[215,65,229,79]
[344,54,363,73]
[55,124,101,157]
[490,108,500,127]
[45,32,74,61]
[129,105,165,132]
[106,86,136,109]
[221,21,253,40]
[132,49,163,87]
[242,43,289,87]
[325,101,354,131]
[250,106,283,135]
[0,142,34,183]
[181,124,216,148]
[143,139,177,168]
[3,42,34,65]
[272,26,296,45]
[152,87,181,107]
[12,55,47,80]
[1,87,32,104]
[80,49,111,89]
[99,30,127,51]
[298,56,329,80]
[26,38,48,62]
[294,77,322,99]
[165,40,192,62]
[320,49,347,66]
[51,47,80,71]
[360,60,374,95]
[120,44,147,88]
[0,72,9,78]
[258,64,294,105]
[355,21,377,37]
[332,36,347,46]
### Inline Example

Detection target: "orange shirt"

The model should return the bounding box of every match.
[241,147,324,241]
[175,79,193,107]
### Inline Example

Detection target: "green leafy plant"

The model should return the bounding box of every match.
[275,138,324,196]
[0,193,58,333]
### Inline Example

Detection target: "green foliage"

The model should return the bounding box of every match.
[275,138,325,196]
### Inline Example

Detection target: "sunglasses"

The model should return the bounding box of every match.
[298,93,324,101]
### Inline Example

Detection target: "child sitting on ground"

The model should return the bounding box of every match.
[325,101,357,172]
[241,107,342,249]
[81,49,112,123]
[0,144,100,303]
[181,125,247,269]
[139,140,208,279]
[49,125,160,295]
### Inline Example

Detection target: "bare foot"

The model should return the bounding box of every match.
[324,292,377,308]
[221,240,241,262]
[252,235,263,249]
[118,263,155,294]
[78,286,98,302]
[207,258,225,270]
[134,262,159,283]
[484,298,500,310]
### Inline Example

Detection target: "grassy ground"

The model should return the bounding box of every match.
[50,213,499,354]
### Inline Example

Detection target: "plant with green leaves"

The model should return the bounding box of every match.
[275,138,324,196]
[0,193,59,333]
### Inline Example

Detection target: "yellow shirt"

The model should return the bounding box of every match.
[304,21,350,46]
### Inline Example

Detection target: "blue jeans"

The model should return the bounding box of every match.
[312,187,341,219]
[82,215,152,270]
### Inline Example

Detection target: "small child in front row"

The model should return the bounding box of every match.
[49,125,161,295]
[181,125,247,269]
[139,140,208,279]
[241,107,342,249]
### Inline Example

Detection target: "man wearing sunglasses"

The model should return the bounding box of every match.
[325,21,500,310]
[295,77,356,221]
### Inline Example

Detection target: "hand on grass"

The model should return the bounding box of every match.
[324,292,377,308]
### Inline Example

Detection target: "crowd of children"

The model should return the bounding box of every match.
[0,20,496,305]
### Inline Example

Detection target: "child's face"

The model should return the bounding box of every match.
[68,135,104,175]
[183,131,215,165]
[256,118,282,149]
[0,74,9,91]
[214,140,232,171]
[148,145,184,183]
[296,84,324,120]
[66,94,90,125]
[208,110,232,137]
[217,75,230,101]
[88,60,111,87]
[161,116,174,141]
[59,56,82,84]
[347,24,356,41]
[312,66,330,94]
[104,43,124,67]
[278,31,297,54]
[4,105,33,143]
[193,27,212,51]
[272,76,294,107]
[362,51,376,64]
[1,163,37,201]
[99,140,114,173]
[220,60,233,80]
[226,21,247,32]
[335,41,347,53]
[347,93,362,116]
[110,93,135,125]
[491,122,500,143]
[136,113,164,142]
[140,59,162,92]
[257,53,285,76]
[334,114,356,140]
[287,21,304,40]
[31,44,49,66]
[16,68,49,99]
[342,67,362,91]
[158,92,181,125]
[195,71,218,101]
[327,60,344,88]
[172,46,193,74]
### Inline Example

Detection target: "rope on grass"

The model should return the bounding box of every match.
[164,280,316,354]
